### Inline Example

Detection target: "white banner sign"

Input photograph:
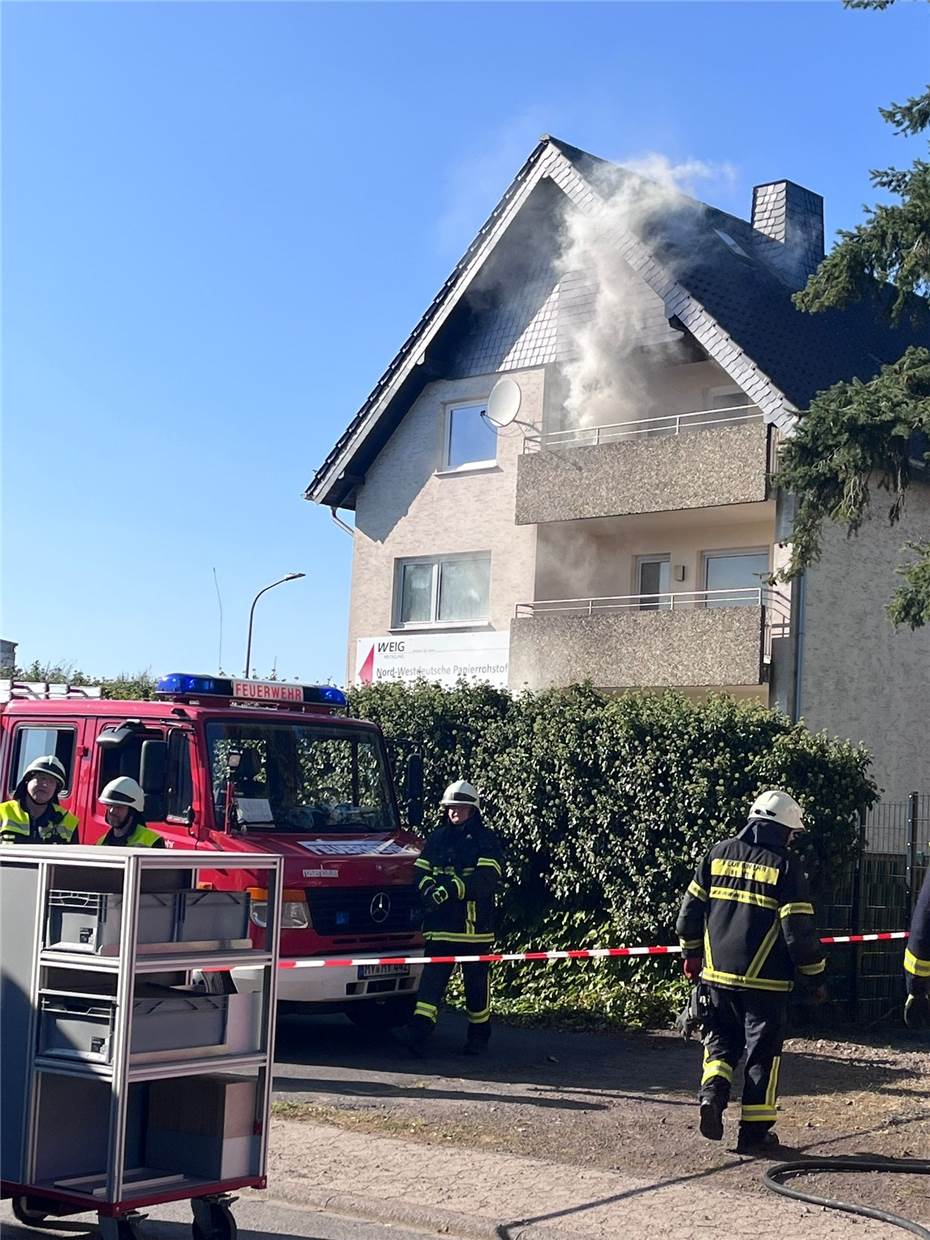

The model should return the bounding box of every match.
[355,631,509,688]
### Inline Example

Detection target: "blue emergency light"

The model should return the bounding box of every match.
[155,673,347,708]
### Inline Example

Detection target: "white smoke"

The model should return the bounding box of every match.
[556,155,736,430]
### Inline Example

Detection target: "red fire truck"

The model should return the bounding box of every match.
[0,673,425,1027]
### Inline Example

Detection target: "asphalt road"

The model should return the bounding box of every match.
[0,1197,437,1240]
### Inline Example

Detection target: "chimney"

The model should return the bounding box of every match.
[751,180,824,290]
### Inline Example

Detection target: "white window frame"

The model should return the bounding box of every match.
[392,553,491,630]
[440,401,498,474]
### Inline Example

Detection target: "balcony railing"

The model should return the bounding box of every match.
[523,403,762,452]
[515,587,791,662]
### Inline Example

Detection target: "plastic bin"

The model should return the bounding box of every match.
[176,891,250,943]
[46,891,176,954]
[38,994,229,1063]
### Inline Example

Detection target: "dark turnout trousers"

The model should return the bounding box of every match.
[409,939,492,1046]
[699,986,787,1134]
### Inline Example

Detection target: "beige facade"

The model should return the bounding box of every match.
[347,370,540,679]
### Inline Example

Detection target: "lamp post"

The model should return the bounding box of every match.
[244,573,305,677]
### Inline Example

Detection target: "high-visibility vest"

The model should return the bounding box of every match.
[0,798,79,845]
[95,823,165,848]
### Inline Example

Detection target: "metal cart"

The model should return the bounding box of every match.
[1,846,282,1240]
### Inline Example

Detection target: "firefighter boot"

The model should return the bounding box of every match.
[699,1097,725,1141]
[462,1022,491,1056]
[402,1015,434,1059]
[736,1127,781,1156]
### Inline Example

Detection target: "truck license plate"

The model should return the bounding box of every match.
[358,964,410,979]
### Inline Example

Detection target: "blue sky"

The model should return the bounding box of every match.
[3,1,927,685]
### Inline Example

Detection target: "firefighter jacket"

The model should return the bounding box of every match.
[676,819,825,993]
[96,822,165,848]
[413,816,504,943]
[905,868,930,995]
[0,798,78,846]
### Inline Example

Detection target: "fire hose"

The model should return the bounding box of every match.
[762,1158,930,1238]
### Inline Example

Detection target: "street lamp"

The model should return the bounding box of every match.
[244,573,305,677]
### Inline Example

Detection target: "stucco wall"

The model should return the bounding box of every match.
[347,370,541,679]
[532,511,776,602]
[800,485,930,803]
[509,606,764,690]
[516,420,769,524]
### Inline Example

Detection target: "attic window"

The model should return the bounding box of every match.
[715,229,749,259]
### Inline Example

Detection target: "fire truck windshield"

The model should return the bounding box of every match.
[206,721,399,834]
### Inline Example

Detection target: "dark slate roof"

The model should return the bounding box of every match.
[307,136,929,508]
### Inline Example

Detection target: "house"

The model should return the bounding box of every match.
[306,136,930,802]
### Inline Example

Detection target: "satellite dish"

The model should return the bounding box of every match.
[484,378,522,429]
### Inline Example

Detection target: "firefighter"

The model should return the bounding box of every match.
[0,755,79,845]
[96,777,165,847]
[676,789,826,1155]
[405,780,504,1056]
[903,867,930,1030]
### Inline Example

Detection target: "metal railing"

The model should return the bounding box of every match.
[514,587,791,661]
[523,402,762,452]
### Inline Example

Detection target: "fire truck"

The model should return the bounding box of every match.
[0,673,426,1027]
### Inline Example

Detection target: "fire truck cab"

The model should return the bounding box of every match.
[0,673,425,1028]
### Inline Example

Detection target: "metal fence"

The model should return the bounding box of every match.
[818,791,929,1024]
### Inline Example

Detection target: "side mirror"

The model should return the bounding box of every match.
[140,739,168,821]
[404,753,423,829]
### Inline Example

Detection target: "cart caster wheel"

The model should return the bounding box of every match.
[191,1199,237,1240]
[11,1197,48,1227]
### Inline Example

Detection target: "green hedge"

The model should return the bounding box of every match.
[349,683,877,1028]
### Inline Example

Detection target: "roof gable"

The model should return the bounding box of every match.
[308,137,929,509]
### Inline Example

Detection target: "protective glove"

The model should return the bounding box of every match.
[904,991,930,1030]
[436,874,466,900]
[682,956,702,984]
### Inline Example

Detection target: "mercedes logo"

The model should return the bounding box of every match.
[370,891,391,924]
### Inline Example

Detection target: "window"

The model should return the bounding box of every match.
[166,730,193,820]
[205,721,398,833]
[705,385,752,413]
[395,555,490,626]
[704,550,770,606]
[445,403,497,470]
[8,727,77,795]
[637,556,671,611]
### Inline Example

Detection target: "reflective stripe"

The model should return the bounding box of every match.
[414,858,432,871]
[905,949,930,978]
[740,1105,778,1123]
[414,1001,438,1023]
[417,875,435,892]
[465,901,476,936]
[779,902,814,919]
[766,1055,781,1109]
[710,886,778,911]
[703,930,714,972]
[701,1058,733,1085]
[797,959,826,976]
[477,857,502,875]
[467,1006,491,1024]
[679,938,702,951]
[701,967,792,992]
[423,931,495,943]
[688,881,708,902]
[711,858,779,886]
[746,920,780,978]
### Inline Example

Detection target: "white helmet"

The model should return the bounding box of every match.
[20,754,67,790]
[749,789,805,833]
[99,777,145,814]
[440,779,481,810]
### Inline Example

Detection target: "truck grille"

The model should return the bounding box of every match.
[307,885,421,937]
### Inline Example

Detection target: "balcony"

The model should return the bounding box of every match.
[508,587,790,691]
[515,405,771,525]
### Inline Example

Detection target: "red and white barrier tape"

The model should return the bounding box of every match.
[272,930,909,970]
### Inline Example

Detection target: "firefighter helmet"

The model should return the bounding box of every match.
[749,789,805,832]
[440,780,481,810]
[20,754,67,790]
[99,777,145,814]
